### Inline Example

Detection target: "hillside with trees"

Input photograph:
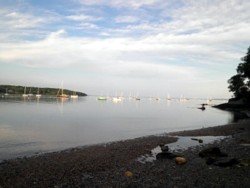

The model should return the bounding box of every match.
[0,85,87,96]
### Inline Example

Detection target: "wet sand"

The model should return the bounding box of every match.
[0,119,249,187]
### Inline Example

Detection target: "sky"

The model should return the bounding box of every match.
[0,0,249,98]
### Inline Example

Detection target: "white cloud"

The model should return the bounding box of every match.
[1,0,249,97]
[0,8,59,42]
[0,31,199,75]
[115,16,139,23]
[78,22,99,29]
[66,14,101,22]
[2,11,45,29]
[78,0,159,9]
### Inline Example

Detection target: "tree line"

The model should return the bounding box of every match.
[228,46,250,103]
[0,85,87,96]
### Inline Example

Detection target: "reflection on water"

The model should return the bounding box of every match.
[0,96,233,161]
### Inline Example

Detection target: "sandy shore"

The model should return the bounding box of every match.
[0,119,249,187]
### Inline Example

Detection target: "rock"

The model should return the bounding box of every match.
[198,107,206,111]
[191,138,199,141]
[206,157,217,165]
[124,171,133,177]
[175,157,187,165]
[199,147,228,158]
[160,145,169,152]
[214,158,239,167]
[239,158,250,166]
[144,149,152,154]
[159,143,165,148]
[156,152,178,160]
[191,138,203,143]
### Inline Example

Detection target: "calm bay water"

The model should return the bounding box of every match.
[0,96,232,161]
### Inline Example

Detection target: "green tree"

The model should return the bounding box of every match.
[228,46,250,101]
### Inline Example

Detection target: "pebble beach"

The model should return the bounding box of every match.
[0,119,249,187]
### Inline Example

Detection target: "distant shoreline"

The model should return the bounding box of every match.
[0,84,87,96]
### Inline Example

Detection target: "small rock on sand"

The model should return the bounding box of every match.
[175,157,187,165]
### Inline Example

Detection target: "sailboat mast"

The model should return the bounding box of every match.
[61,81,64,95]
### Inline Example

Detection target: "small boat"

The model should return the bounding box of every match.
[198,104,206,111]
[28,88,33,97]
[167,94,171,100]
[112,97,122,103]
[70,91,78,99]
[179,95,188,102]
[128,92,133,100]
[98,96,107,100]
[57,82,69,99]
[135,93,140,101]
[36,88,42,98]
[57,93,69,98]
[119,92,125,100]
[4,88,9,96]
[112,91,123,103]
[22,87,28,97]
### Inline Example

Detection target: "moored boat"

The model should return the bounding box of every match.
[22,87,28,97]
[36,88,42,98]
[57,82,69,99]
[70,91,78,99]
[98,96,107,100]
[4,88,9,96]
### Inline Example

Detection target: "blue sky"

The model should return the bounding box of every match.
[0,0,249,98]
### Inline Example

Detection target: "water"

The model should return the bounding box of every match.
[137,135,229,164]
[0,96,233,161]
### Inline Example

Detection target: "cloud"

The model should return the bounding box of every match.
[78,0,160,9]
[115,16,139,23]
[0,28,243,78]
[0,0,249,97]
[1,11,45,29]
[78,22,99,29]
[0,7,59,42]
[0,30,198,75]
[66,14,101,22]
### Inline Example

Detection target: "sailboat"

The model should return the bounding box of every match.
[112,91,122,103]
[167,94,171,100]
[36,88,42,98]
[155,97,160,101]
[112,97,122,103]
[135,93,140,100]
[70,91,78,99]
[128,92,134,100]
[4,88,9,96]
[57,82,69,99]
[28,88,33,97]
[22,87,28,97]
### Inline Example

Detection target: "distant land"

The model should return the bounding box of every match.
[0,85,87,96]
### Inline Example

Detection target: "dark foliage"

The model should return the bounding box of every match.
[228,46,250,102]
[0,85,87,96]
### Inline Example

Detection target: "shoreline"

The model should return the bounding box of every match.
[0,119,249,187]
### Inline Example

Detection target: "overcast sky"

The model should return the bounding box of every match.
[0,0,249,98]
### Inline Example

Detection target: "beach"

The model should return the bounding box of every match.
[0,117,249,187]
